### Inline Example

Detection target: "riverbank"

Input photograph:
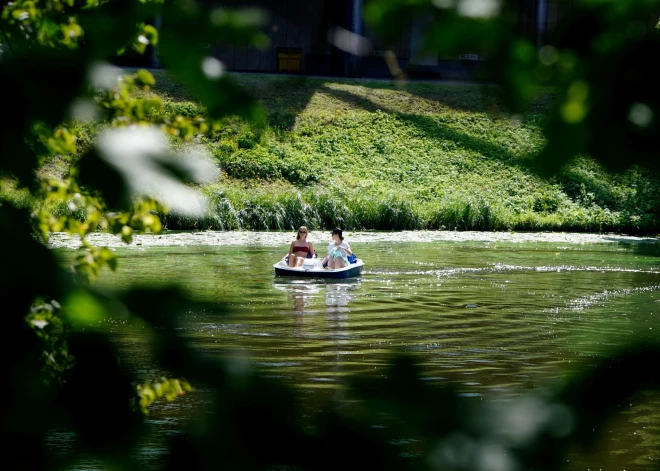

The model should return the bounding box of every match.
[143,71,660,233]
[47,230,660,250]
[16,71,660,234]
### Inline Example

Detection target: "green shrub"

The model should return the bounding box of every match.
[163,101,204,118]
[532,190,562,213]
[268,109,296,130]
[212,140,237,158]
[216,147,322,185]
[237,132,258,149]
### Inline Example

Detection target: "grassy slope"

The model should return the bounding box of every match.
[148,71,658,233]
[6,70,658,233]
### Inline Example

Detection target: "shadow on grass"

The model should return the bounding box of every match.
[318,83,646,217]
[319,83,527,165]
[149,69,200,102]
[238,74,521,115]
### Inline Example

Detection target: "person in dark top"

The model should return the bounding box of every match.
[287,226,316,267]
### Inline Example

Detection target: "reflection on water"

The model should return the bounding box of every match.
[272,279,361,323]
[53,239,660,469]
[273,281,322,316]
[272,279,360,309]
[325,281,359,314]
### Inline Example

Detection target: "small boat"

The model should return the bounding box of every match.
[274,254,364,279]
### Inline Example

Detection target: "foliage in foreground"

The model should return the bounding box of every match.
[3,1,660,471]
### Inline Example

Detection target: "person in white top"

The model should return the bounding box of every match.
[322,228,352,269]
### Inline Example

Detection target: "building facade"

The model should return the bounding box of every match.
[140,1,583,78]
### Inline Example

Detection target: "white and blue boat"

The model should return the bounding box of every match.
[274,253,364,279]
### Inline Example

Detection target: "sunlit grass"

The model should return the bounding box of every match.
[0,178,32,209]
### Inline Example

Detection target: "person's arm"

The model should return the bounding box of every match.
[309,243,316,257]
[342,242,352,256]
[288,241,295,257]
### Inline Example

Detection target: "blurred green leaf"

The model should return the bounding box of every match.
[77,148,131,211]
[77,0,160,60]
[0,47,86,186]
[5,1,660,470]
[59,331,144,454]
[136,377,192,415]
[63,289,107,327]
[93,125,216,216]
[120,224,133,244]
[0,206,67,311]
[533,0,660,174]
[136,68,155,87]
[158,2,264,120]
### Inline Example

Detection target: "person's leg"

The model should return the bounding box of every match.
[334,258,347,269]
[288,255,296,267]
[327,257,335,269]
[295,256,305,267]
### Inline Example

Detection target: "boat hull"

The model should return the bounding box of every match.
[274,259,364,279]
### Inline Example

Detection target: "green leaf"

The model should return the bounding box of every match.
[158,2,263,120]
[78,0,160,60]
[136,69,156,87]
[93,126,216,216]
[98,247,118,270]
[142,24,158,45]
[143,96,163,114]
[120,225,133,244]
[63,289,107,328]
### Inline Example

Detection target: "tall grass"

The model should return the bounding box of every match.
[154,181,644,233]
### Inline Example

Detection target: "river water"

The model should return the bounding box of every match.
[50,231,660,470]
